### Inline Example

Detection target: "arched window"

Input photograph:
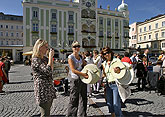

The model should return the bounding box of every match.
[81,9,88,18]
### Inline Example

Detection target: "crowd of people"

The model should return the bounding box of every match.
[30,39,165,117]
[1,38,164,117]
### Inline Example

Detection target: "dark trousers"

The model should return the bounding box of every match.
[138,77,146,90]
[39,100,53,117]
[67,78,87,117]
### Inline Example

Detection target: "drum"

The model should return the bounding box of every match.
[80,64,100,84]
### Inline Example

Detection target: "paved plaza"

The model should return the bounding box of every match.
[0,64,165,117]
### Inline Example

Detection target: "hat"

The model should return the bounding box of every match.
[110,59,134,85]
[80,64,100,84]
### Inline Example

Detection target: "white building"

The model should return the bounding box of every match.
[0,12,23,62]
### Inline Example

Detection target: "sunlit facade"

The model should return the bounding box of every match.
[23,0,129,59]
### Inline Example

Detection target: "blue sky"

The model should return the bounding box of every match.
[0,0,165,24]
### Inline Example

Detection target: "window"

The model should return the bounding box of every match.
[140,28,142,33]
[134,35,137,39]
[144,36,146,40]
[16,33,19,37]
[107,31,111,37]
[107,20,111,26]
[6,25,8,28]
[1,41,3,45]
[132,36,134,39]
[149,25,151,30]
[6,41,8,45]
[154,43,157,48]
[162,21,165,27]
[69,14,73,21]
[144,27,146,32]
[140,37,142,41]
[11,25,14,29]
[11,33,14,37]
[99,30,103,36]
[162,32,165,37]
[149,35,151,39]
[11,41,14,45]
[100,19,103,25]
[0,25,3,28]
[68,25,74,33]
[22,26,23,29]
[16,26,18,29]
[115,20,118,26]
[0,32,3,36]
[51,24,57,32]
[155,23,158,29]
[69,40,74,46]
[155,33,158,39]
[162,43,165,48]
[32,23,39,31]
[132,28,134,31]
[33,10,38,18]
[6,32,8,36]
[52,13,57,19]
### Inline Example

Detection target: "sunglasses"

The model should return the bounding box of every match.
[103,51,110,55]
[73,45,80,48]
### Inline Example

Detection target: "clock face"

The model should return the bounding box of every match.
[86,2,91,7]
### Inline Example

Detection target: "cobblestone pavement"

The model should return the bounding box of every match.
[0,64,104,117]
[91,79,165,117]
[1,64,165,117]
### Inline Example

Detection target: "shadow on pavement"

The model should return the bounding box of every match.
[125,98,154,105]
[123,111,165,117]
[32,115,107,117]
[9,80,33,84]
[9,71,19,73]
[6,90,34,94]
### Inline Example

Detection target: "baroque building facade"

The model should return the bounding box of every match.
[23,0,129,59]
[0,12,23,62]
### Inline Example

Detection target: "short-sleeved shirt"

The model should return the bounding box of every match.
[68,54,83,79]
[121,57,133,64]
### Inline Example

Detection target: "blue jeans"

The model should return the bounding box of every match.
[106,83,122,117]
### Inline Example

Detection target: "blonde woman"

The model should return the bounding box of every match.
[31,39,56,117]
[67,41,88,117]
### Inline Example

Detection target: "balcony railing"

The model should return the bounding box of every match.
[31,31,39,33]
[50,32,57,34]
[68,33,74,35]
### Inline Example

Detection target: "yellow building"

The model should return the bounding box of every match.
[137,14,165,54]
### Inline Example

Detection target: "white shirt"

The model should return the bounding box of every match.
[93,55,102,68]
